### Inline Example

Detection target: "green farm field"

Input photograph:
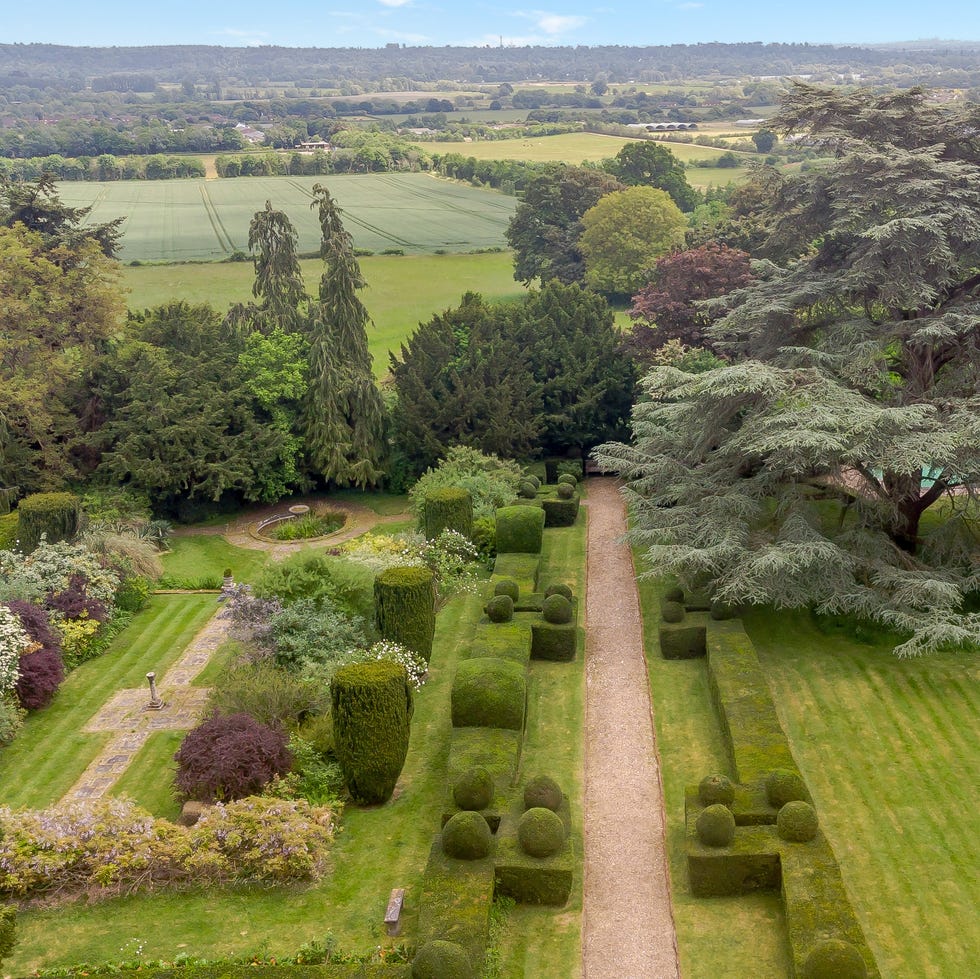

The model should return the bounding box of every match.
[427,131,751,167]
[57,173,517,263]
[123,250,526,377]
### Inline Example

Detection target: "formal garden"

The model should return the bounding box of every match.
[2,83,980,978]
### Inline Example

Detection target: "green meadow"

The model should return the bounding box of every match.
[123,250,526,377]
[57,173,517,263]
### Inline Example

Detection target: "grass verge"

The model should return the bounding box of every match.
[160,537,268,586]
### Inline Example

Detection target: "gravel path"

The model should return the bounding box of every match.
[582,478,680,979]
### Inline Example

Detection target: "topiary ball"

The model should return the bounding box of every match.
[801,939,868,979]
[412,940,475,979]
[777,800,819,842]
[524,774,563,812]
[710,601,735,620]
[664,585,684,603]
[441,810,492,860]
[542,594,573,624]
[486,594,514,623]
[698,773,735,807]
[518,806,565,857]
[518,480,538,499]
[526,474,541,490]
[556,482,575,500]
[557,473,578,486]
[766,769,809,808]
[544,583,573,601]
[696,803,736,847]
[494,579,520,602]
[661,600,685,623]
[453,766,494,811]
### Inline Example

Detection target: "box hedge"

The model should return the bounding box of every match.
[706,621,801,783]
[530,621,577,662]
[659,622,707,660]
[541,496,579,528]
[417,839,495,969]
[448,728,522,790]
[16,491,81,552]
[491,553,540,592]
[493,808,574,906]
[465,620,533,666]
[495,506,545,555]
[423,487,473,540]
[331,661,413,805]
[374,566,436,663]
[451,658,526,731]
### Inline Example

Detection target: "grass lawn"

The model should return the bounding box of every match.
[111,731,185,820]
[160,536,269,586]
[122,250,525,377]
[636,569,791,978]
[635,559,980,978]
[746,608,980,979]
[0,595,217,811]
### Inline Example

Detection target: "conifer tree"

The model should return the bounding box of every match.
[301,184,385,487]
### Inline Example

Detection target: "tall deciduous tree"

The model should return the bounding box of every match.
[505,165,625,286]
[579,186,687,296]
[604,141,700,212]
[596,85,980,657]
[302,184,385,487]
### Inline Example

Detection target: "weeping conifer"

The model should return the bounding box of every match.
[302,185,385,487]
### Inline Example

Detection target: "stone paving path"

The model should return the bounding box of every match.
[582,478,680,978]
[63,610,228,802]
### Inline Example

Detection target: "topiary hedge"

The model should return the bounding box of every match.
[493,579,520,602]
[698,773,735,807]
[495,506,545,555]
[412,940,475,979]
[423,487,473,541]
[766,769,810,809]
[491,553,541,592]
[661,600,685,623]
[524,775,563,812]
[485,594,514,623]
[374,566,436,663]
[518,807,566,857]
[777,801,819,842]
[451,658,526,731]
[556,473,578,487]
[441,810,493,860]
[696,803,736,847]
[542,594,573,624]
[16,492,81,552]
[541,497,579,528]
[530,620,577,662]
[659,623,706,659]
[453,767,494,811]
[331,661,413,805]
[801,938,869,979]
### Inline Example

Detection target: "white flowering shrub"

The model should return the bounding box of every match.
[340,529,481,597]
[355,640,428,690]
[0,607,29,696]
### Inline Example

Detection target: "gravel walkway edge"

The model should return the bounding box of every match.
[582,478,680,979]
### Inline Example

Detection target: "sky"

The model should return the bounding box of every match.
[4,1,980,49]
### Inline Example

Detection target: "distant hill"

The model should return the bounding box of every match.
[3,41,980,89]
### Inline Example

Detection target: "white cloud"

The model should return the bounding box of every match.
[213,28,270,46]
[378,0,413,7]
[511,10,589,37]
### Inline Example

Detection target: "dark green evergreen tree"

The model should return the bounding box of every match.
[301,184,385,487]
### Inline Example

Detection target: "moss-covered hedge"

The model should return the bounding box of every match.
[451,658,526,731]
[375,566,436,663]
[417,839,495,970]
[541,497,579,528]
[412,940,475,979]
[423,487,473,540]
[659,622,706,660]
[493,579,520,602]
[485,594,514,623]
[16,491,81,552]
[448,728,522,791]
[54,967,411,979]
[464,620,533,666]
[453,767,494,811]
[331,661,413,805]
[442,810,493,860]
[493,817,574,906]
[495,506,545,555]
[706,620,800,783]
[531,620,577,662]
[492,553,541,593]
